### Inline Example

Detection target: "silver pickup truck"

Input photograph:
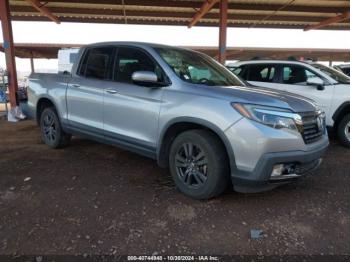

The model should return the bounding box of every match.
[27,42,329,199]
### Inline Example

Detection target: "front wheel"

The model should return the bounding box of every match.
[40,107,71,149]
[169,130,229,199]
[337,114,350,148]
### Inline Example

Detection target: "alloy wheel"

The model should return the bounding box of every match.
[174,142,208,188]
[345,121,350,141]
[43,113,57,142]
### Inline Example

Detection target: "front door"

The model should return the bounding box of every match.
[103,46,166,156]
[277,64,334,123]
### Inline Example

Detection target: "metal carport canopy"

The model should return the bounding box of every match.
[1,0,350,108]
[7,0,350,30]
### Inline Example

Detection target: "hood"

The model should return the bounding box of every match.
[195,84,317,113]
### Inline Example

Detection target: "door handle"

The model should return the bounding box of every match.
[106,88,119,94]
[71,84,80,88]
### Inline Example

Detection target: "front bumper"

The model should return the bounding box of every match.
[225,117,329,193]
[231,142,328,193]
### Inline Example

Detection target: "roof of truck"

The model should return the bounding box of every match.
[82,41,204,54]
[84,41,188,49]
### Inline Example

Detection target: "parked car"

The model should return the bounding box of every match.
[26,42,328,199]
[334,64,350,77]
[228,59,350,147]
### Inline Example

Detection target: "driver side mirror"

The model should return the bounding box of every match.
[307,78,325,91]
[132,71,160,87]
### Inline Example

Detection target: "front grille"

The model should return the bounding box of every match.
[300,113,325,144]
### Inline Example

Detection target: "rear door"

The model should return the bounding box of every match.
[67,46,115,135]
[103,46,166,156]
[243,63,282,90]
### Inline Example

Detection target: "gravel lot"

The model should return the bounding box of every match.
[0,119,349,257]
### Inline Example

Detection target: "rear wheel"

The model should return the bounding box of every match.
[169,130,229,199]
[337,114,350,148]
[40,107,71,148]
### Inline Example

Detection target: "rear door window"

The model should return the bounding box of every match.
[246,64,276,82]
[78,47,115,80]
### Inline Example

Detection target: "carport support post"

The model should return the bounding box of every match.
[30,52,35,73]
[0,0,18,107]
[218,0,228,64]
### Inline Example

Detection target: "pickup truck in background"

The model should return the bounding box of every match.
[27,42,328,199]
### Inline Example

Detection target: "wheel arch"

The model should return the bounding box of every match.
[157,117,236,172]
[332,102,350,130]
[36,96,60,125]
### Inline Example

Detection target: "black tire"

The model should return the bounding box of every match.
[337,114,350,148]
[40,107,71,149]
[169,129,229,200]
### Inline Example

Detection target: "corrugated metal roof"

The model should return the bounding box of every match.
[7,0,350,30]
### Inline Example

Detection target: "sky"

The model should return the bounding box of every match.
[1,21,350,73]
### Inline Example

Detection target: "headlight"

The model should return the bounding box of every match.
[232,103,301,131]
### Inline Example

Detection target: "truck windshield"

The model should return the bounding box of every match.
[312,63,350,84]
[155,47,245,87]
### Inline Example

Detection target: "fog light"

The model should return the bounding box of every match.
[271,164,284,177]
[284,163,296,174]
[270,163,301,181]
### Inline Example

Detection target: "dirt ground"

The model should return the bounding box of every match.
[0,118,349,257]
